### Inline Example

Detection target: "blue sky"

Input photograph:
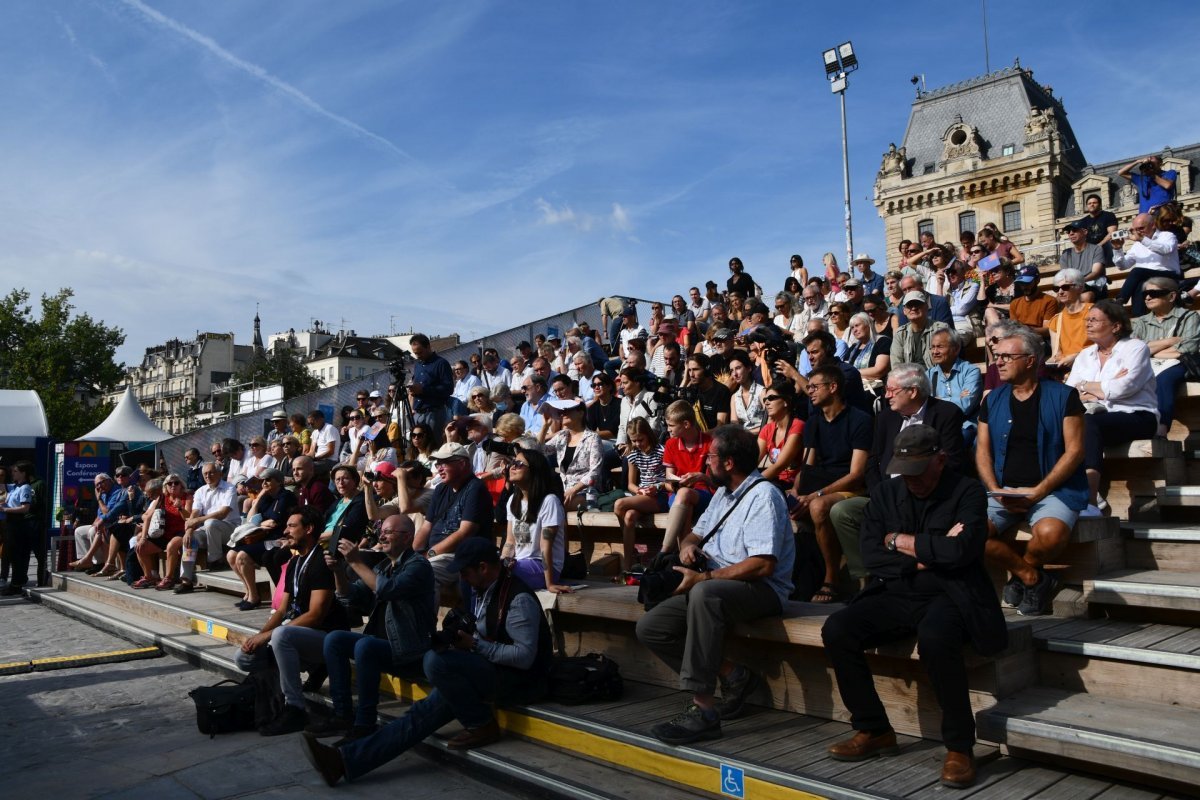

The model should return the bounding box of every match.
[3,1,1199,364]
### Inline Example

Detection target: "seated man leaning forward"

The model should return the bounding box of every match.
[822,425,1005,790]
[236,506,350,736]
[413,443,494,587]
[977,325,1086,616]
[634,424,794,746]
[301,538,552,787]
[308,513,435,743]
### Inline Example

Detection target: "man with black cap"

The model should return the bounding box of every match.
[301,538,551,786]
[1059,221,1107,302]
[821,425,1004,790]
[413,443,493,587]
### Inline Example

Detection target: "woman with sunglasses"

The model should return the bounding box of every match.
[773,291,802,340]
[502,446,572,593]
[827,302,853,346]
[544,399,603,511]
[1133,276,1200,438]
[133,474,190,590]
[862,294,894,337]
[1047,269,1093,373]
[982,263,1018,328]
[757,382,805,492]
[585,373,621,441]
[844,312,892,394]
[405,424,436,476]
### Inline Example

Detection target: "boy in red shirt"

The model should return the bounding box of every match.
[660,400,714,553]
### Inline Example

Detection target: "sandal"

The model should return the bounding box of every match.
[97,565,119,578]
[810,582,839,604]
[155,577,179,591]
[131,576,157,589]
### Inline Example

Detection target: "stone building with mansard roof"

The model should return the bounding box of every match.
[873,61,1198,269]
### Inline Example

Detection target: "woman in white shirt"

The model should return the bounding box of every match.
[501,446,572,593]
[1066,300,1159,510]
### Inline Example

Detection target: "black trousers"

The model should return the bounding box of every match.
[822,587,975,752]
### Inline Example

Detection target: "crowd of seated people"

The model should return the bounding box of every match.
[53,188,1200,787]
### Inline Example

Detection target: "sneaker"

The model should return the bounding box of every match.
[1018,569,1059,616]
[1001,575,1025,608]
[259,704,309,737]
[716,667,762,720]
[649,703,721,745]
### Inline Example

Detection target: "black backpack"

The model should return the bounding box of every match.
[546,653,623,705]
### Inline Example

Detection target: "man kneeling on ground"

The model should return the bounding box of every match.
[301,538,551,786]
[635,424,794,745]
[307,513,434,744]
[822,425,1006,789]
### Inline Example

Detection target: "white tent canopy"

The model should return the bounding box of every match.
[0,389,49,447]
[76,386,171,443]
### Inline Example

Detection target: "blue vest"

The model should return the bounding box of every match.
[986,382,1087,511]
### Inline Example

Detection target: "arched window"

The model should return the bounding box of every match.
[917,219,935,239]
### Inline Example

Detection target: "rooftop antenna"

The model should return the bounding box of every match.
[389,315,403,336]
[982,0,991,74]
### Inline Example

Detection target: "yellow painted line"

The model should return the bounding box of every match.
[31,646,159,666]
[0,660,28,671]
[189,618,232,642]
[376,673,827,800]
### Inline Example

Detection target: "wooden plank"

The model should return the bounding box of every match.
[1102,623,1188,650]
[1090,785,1164,800]
[980,687,1200,787]
[1037,651,1200,709]
[1147,626,1200,655]
[966,764,1068,799]
[1024,772,1115,800]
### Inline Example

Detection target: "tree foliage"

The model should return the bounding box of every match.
[0,288,126,440]
[234,346,322,401]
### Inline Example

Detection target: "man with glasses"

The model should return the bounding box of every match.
[831,364,966,586]
[1114,212,1181,316]
[635,425,793,745]
[977,326,1086,616]
[450,360,481,413]
[788,365,872,603]
[1059,221,1107,302]
[519,375,549,436]
[268,409,290,444]
[926,329,983,446]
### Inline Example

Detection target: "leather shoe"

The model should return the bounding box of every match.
[301,732,345,787]
[941,750,976,788]
[446,718,501,750]
[827,729,899,761]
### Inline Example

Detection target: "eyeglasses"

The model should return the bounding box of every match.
[591,381,605,387]
[165,481,181,486]
[1055,285,1081,293]
[348,415,361,420]
[1143,289,1172,299]
[970,249,984,255]
[806,382,831,391]
[993,352,1032,363]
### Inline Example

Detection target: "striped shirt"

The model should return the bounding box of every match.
[628,444,666,489]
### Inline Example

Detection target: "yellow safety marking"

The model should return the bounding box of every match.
[0,661,28,671]
[189,618,232,642]
[373,672,827,800]
[30,646,159,666]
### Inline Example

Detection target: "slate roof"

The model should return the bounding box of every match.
[307,335,403,363]
[899,64,1087,176]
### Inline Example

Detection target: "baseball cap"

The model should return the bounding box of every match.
[886,425,942,476]
[448,538,500,572]
[901,291,928,307]
[365,462,397,480]
[710,327,735,341]
[1014,266,1040,284]
[430,443,470,462]
[1062,221,1088,233]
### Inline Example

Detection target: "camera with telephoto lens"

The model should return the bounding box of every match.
[389,350,411,385]
[431,608,477,650]
[637,551,708,610]
[747,329,795,385]
[481,437,518,458]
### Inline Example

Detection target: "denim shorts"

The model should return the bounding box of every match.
[987,492,1078,534]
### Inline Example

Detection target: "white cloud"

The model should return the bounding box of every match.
[535,197,632,234]
[535,197,580,228]
[611,202,631,232]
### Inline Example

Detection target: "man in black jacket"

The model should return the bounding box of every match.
[821,426,1005,789]
[301,539,550,786]
[830,363,964,585]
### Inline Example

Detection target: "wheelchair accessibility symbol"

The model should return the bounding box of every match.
[720,763,745,798]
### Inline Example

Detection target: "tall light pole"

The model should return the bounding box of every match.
[822,41,859,271]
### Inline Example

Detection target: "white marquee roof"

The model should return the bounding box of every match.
[0,390,49,447]
[77,385,171,443]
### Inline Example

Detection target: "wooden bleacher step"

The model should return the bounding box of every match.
[1017,615,1200,710]
[1083,569,1200,614]
[1156,486,1200,508]
[195,566,272,597]
[979,687,1200,791]
[1124,524,1200,572]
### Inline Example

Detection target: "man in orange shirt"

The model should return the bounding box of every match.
[1008,267,1059,344]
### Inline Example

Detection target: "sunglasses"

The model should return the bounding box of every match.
[763,395,784,402]
[1143,289,1172,299]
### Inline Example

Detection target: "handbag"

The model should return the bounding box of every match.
[637,479,766,610]
[188,679,256,738]
[546,653,623,704]
[146,508,166,539]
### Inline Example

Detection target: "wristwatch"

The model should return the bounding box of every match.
[816,489,825,497]
[427,547,438,558]
[885,533,899,552]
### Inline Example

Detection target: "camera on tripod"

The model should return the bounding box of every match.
[389,349,412,385]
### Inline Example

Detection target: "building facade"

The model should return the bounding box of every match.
[107,333,253,435]
[873,62,1199,269]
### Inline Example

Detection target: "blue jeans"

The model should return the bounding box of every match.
[324,630,409,727]
[1157,363,1187,427]
[339,648,544,782]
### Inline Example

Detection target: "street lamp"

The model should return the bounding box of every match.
[822,41,859,270]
